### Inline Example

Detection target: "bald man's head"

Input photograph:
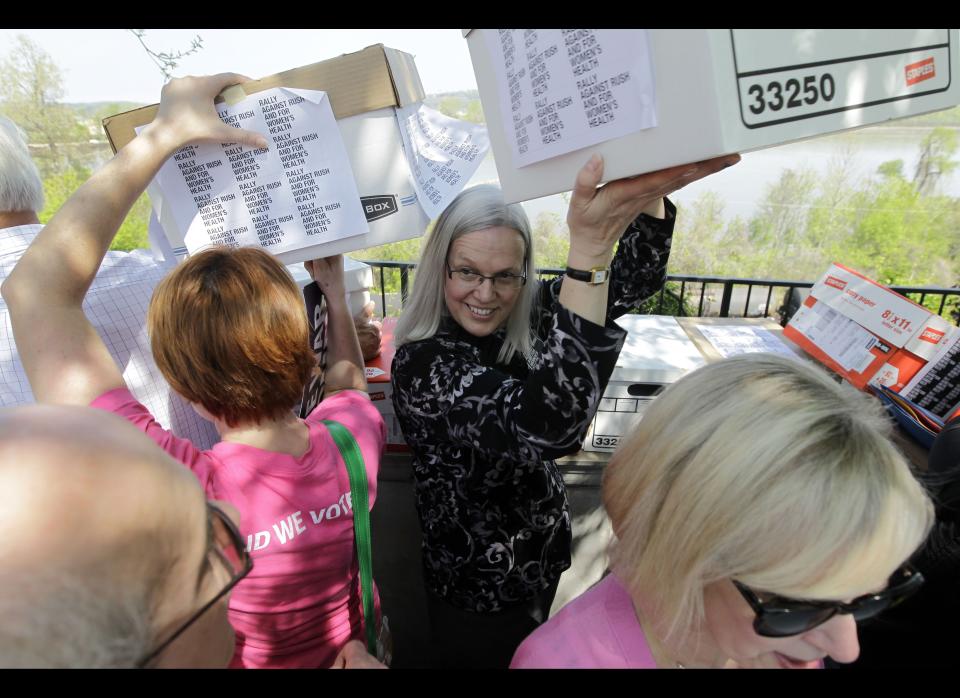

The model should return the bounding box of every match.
[0,405,235,667]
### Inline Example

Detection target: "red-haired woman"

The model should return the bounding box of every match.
[3,74,385,669]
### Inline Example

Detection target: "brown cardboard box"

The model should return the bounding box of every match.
[102,44,424,151]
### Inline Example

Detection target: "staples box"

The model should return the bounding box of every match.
[583,315,706,452]
[364,317,408,452]
[102,44,430,264]
[464,29,960,203]
[783,263,956,391]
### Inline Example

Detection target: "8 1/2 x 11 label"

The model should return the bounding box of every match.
[730,29,953,128]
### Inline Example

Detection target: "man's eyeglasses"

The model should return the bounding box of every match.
[136,502,253,667]
[733,563,924,638]
[446,264,527,290]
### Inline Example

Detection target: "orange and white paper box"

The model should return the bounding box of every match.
[784,263,955,391]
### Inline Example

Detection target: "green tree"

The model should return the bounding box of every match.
[0,36,151,251]
[0,35,88,176]
[39,167,151,251]
[437,96,465,119]
[530,211,569,268]
[877,159,905,180]
[355,235,423,264]
[670,191,728,275]
[354,236,425,301]
[462,100,485,124]
[837,177,956,287]
[913,127,959,196]
[748,168,817,253]
[39,167,89,223]
[111,194,152,251]
[667,130,960,294]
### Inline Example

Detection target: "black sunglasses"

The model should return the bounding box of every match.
[136,502,253,667]
[733,564,924,638]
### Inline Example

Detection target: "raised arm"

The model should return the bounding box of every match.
[305,255,368,397]
[558,153,739,326]
[1,74,266,406]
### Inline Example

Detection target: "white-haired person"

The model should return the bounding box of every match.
[0,114,218,449]
[391,152,739,667]
[511,354,933,669]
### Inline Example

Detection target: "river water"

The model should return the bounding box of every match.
[465,126,960,226]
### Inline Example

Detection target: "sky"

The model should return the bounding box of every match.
[0,29,479,103]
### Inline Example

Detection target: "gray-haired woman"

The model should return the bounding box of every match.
[391,153,738,667]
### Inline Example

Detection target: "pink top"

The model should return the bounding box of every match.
[511,573,658,669]
[92,388,385,669]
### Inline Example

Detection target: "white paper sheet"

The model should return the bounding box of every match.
[396,103,490,219]
[695,325,799,360]
[484,29,657,168]
[147,87,369,258]
[789,302,878,373]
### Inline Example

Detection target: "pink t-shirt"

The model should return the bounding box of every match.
[91,387,386,669]
[511,573,658,669]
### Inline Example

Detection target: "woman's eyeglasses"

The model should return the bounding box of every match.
[446,264,527,290]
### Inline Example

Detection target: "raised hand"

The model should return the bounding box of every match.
[149,73,268,152]
[305,255,347,301]
[566,153,741,264]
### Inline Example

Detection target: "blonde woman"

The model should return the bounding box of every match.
[512,354,933,669]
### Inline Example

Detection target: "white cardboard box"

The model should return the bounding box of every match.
[583,315,706,452]
[287,255,373,289]
[465,29,960,203]
[103,45,431,265]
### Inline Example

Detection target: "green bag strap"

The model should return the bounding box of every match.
[321,419,376,655]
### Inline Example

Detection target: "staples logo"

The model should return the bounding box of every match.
[361,195,398,222]
[920,327,945,344]
[824,275,847,291]
[905,58,936,86]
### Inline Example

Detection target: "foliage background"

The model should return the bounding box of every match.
[3,34,958,311]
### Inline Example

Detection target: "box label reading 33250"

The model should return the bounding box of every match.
[731,29,953,128]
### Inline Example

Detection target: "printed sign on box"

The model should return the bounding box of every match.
[103,45,489,265]
[465,29,960,203]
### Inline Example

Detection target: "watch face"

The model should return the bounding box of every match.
[566,266,609,283]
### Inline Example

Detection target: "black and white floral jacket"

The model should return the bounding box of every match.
[391,200,676,613]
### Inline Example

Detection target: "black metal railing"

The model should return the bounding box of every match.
[359,260,960,326]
